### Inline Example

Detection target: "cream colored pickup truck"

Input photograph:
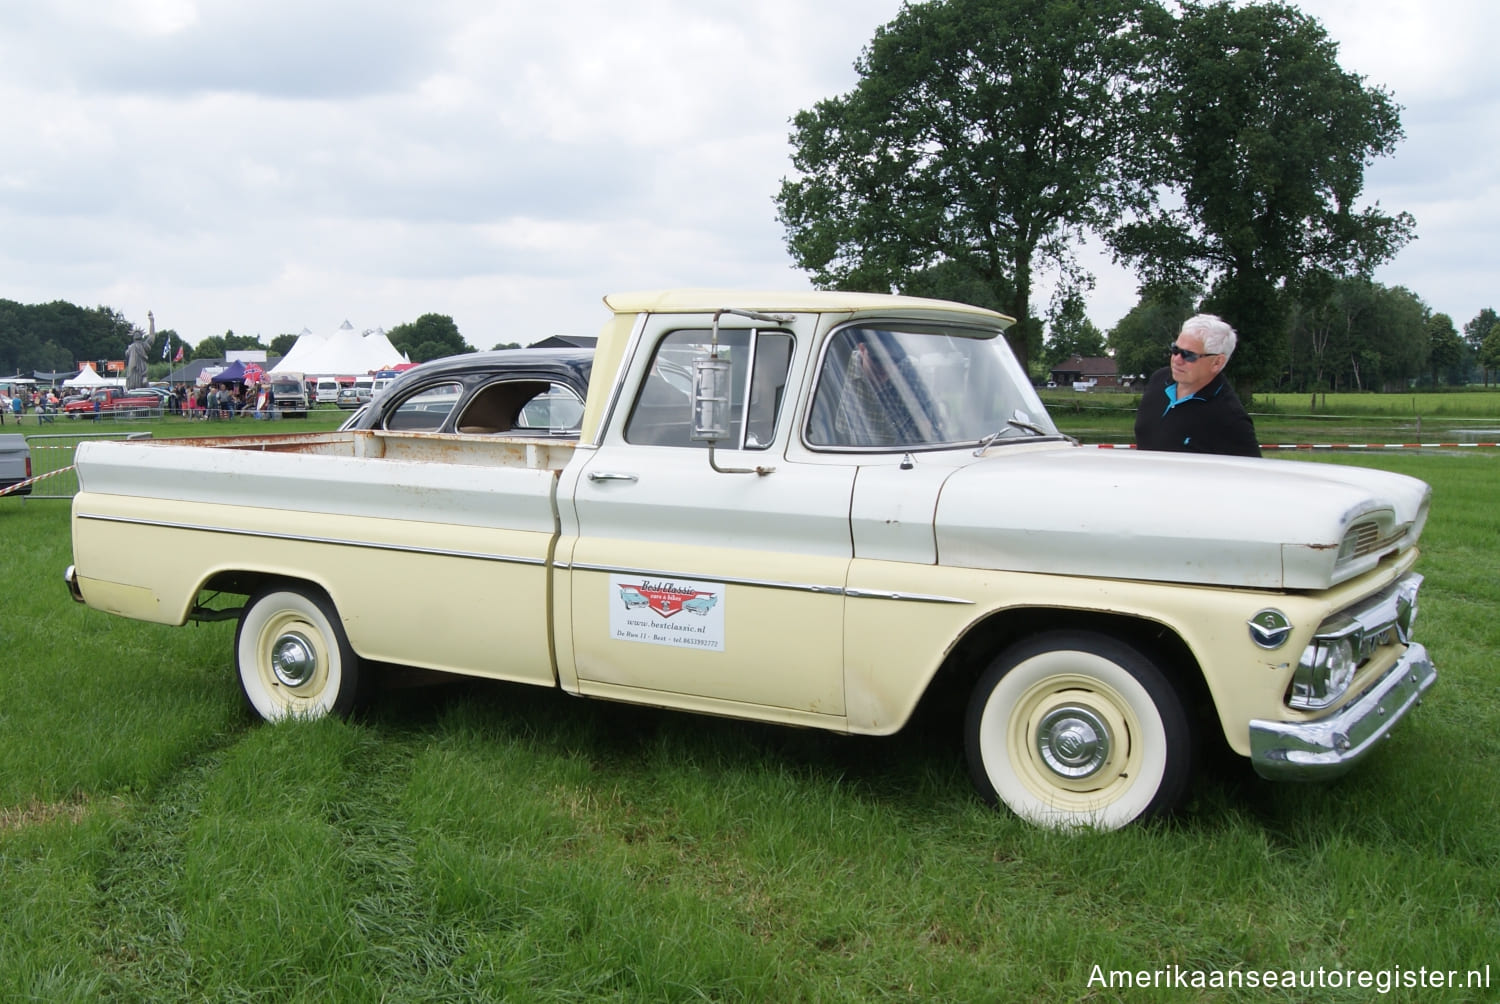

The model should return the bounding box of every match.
[66,290,1435,829]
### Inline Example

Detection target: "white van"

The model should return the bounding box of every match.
[314,377,340,405]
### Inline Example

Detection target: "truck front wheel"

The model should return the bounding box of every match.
[965,631,1192,830]
[235,587,362,721]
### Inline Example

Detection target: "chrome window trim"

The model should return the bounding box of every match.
[590,311,651,447]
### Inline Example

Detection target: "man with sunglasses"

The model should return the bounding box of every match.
[1133,314,1260,457]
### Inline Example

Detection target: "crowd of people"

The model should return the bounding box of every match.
[170,382,268,419]
[0,386,60,424]
[0,380,276,423]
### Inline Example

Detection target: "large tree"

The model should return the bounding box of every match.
[1355,285,1428,391]
[1463,308,1498,354]
[1111,1,1414,392]
[1286,278,1430,392]
[387,314,473,364]
[1042,292,1107,370]
[776,0,1158,371]
[0,300,133,373]
[1425,313,1463,387]
[1480,323,1500,387]
[1462,308,1497,385]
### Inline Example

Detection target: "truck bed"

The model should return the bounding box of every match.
[73,429,577,537]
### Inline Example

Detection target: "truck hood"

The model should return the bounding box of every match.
[934,447,1430,590]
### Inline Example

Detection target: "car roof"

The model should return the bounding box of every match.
[379,347,592,392]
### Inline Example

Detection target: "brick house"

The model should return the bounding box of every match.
[1049,355,1122,389]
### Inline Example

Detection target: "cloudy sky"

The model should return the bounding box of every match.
[1,0,1494,354]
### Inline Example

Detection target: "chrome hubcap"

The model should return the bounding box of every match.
[271,631,318,688]
[1036,705,1112,779]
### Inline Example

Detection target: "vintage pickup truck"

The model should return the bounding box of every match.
[65,290,1436,829]
[62,386,164,418]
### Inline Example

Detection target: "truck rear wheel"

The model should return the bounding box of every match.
[965,630,1191,830]
[235,586,362,721]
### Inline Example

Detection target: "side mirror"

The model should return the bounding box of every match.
[690,356,732,443]
[688,351,774,476]
[687,307,792,476]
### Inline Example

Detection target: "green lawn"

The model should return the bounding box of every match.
[2,439,1496,1000]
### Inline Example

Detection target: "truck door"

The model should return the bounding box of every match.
[561,314,856,722]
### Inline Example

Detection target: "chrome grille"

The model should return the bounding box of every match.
[1341,520,1405,562]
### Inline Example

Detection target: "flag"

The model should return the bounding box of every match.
[174,345,184,363]
[162,337,170,360]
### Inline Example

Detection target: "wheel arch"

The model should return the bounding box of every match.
[194,568,345,632]
[909,605,1215,740]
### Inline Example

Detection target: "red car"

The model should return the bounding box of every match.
[63,387,164,418]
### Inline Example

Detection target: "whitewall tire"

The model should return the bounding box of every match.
[235,586,362,722]
[965,631,1192,830]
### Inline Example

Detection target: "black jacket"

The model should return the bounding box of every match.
[1134,367,1260,457]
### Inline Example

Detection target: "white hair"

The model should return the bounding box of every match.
[1178,314,1237,359]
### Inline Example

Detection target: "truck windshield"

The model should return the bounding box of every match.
[806,325,1057,450]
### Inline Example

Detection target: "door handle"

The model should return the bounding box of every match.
[587,471,639,483]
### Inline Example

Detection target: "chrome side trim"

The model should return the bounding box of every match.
[565,561,973,604]
[844,587,975,605]
[568,561,841,595]
[1250,642,1435,781]
[73,512,547,567]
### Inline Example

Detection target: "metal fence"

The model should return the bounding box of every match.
[12,431,153,499]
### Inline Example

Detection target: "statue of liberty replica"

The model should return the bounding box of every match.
[124,310,154,389]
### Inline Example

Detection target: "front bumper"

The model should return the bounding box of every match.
[1249,643,1435,781]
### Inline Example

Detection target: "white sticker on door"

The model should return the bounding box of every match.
[609,574,725,652]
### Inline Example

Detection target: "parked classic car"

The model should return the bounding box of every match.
[335,386,370,409]
[340,347,592,436]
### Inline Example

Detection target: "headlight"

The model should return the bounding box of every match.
[1285,572,1423,713]
[1288,634,1358,711]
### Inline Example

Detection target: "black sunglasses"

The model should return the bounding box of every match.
[1169,343,1220,364]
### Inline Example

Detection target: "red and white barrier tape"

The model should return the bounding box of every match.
[0,464,76,497]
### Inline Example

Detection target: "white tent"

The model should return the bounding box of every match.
[268,328,322,375]
[63,364,116,388]
[269,321,408,377]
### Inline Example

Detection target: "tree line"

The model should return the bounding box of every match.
[0,300,479,379]
[776,0,1491,393]
[1048,284,1500,392]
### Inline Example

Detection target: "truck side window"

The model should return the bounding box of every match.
[624,329,793,450]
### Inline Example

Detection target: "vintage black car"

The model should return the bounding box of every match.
[340,347,592,437]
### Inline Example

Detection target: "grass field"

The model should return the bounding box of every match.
[2,434,1497,999]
